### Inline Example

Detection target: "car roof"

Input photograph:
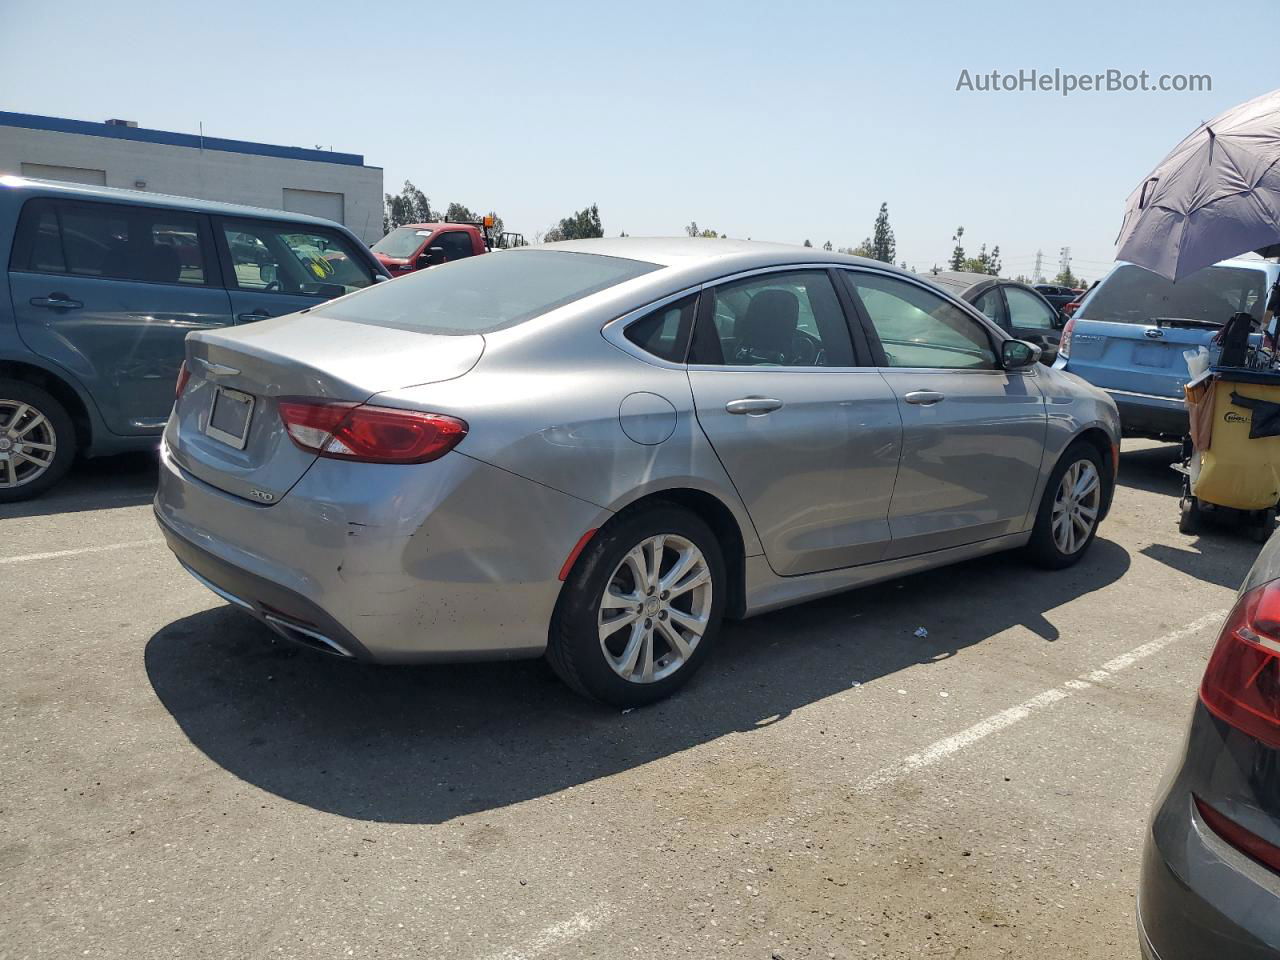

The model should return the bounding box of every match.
[538,235,906,273]
[924,270,1000,294]
[0,175,352,232]
[393,223,477,231]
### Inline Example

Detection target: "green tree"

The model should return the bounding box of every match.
[1054,266,1079,287]
[962,243,1002,275]
[383,180,432,233]
[544,204,603,242]
[871,202,896,263]
[823,240,833,251]
[948,226,966,271]
[803,238,813,248]
[851,237,874,258]
[684,221,721,238]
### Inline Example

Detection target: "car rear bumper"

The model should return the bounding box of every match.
[1106,388,1189,439]
[1139,788,1280,959]
[154,437,604,662]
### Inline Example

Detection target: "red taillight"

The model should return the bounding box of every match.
[277,399,467,464]
[1200,579,1280,749]
[1063,301,1081,318]
[1194,795,1280,875]
[1058,315,1077,359]
[175,361,192,399]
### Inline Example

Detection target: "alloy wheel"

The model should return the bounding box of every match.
[1052,459,1101,555]
[597,534,713,684]
[0,400,58,490]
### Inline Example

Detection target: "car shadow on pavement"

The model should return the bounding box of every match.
[0,451,157,520]
[1116,441,1182,496]
[145,538,1130,825]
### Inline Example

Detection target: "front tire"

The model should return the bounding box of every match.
[0,380,76,503]
[1026,442,1106,569]
[548,505,726,707]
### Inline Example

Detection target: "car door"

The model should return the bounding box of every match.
[687,267,902,576]
[214,217,378,324]
[433,229,478,263]
[841,269,1046,558]
[7,197,232,435]
[1002,284,1062,362]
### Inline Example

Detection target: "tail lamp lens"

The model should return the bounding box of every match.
[1058,316,1076,359]
[175,361,192,399]
[1200,579,1280,749]
[278,399,467,464]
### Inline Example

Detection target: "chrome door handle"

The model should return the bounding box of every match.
[903,390,945,405]
[725,397,783,416]
[30,295,83,310]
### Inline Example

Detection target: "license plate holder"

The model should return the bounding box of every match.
[1132,343,1171,368]
[206,386,255,450]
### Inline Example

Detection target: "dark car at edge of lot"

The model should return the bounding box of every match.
[925,271,1065,363]
[0,175,390,502]
[1139,529,1280,959]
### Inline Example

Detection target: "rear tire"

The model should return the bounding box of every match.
[548,505,726,707]
[0,379,76,503]
[1026,442,1106,569]
[1178,498,1201,535]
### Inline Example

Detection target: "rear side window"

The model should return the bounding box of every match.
[11,199,210,285]
[1082,263,1268,325]
[624,294,697,362]
[312,250,661,335]
[220,219,374,297]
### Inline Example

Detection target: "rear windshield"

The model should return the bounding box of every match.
[312,249,661,334]
[372,226,431,259]
[1081,263,1268,326]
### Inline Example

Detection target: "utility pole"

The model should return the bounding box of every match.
[1058,246,1071,282]
[1034,249,1043,284]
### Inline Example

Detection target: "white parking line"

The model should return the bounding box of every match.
[856,609,1229,792]
[0,539,160,565]
[481,905,612,960]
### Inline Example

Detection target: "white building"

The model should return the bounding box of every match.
[0,112,384,243]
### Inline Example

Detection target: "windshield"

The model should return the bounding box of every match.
[372,226,432,259]
[312,249,661,334]
[1081,263,1267,326]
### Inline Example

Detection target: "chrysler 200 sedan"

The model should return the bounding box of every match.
[154,238,1120,705]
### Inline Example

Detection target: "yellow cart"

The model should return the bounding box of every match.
[1181,368,1280,542]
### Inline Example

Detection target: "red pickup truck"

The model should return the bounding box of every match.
[372,222,490,275]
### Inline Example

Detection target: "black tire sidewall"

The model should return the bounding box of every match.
[1028,442,1106,569]
[550,505,726,707]
[0,379,76,502]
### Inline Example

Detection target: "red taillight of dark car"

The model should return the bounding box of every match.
[1200,579,1280,749]
[278,399,467,465]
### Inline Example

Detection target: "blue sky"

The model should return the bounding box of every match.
[2,0,1273,281]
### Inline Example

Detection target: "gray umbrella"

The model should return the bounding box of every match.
[1115,87,1280,281]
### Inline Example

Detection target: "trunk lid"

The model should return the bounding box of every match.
[169,313,482,503]
[1065,318,1217,398]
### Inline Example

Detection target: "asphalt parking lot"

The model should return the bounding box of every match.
[1,440,1261,959]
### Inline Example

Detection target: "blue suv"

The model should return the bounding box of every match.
[0,176,388,500]
[1055,258,1279,439]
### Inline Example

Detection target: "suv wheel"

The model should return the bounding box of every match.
[548,505,726,707]
[1027,442,1106,568]
[0,380,76,502]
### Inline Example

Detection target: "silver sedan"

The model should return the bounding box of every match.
[155,238,1120,705]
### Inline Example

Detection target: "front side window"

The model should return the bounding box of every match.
[845,272,997,369]
[12,199,208,285]
[973,288,1004,327]
[221,220,374,297]
[1004,286,1058,330]
[692,271,854,367]
[434,231,475,261]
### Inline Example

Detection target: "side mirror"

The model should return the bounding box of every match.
[417,246,447,269]
[1002,339,1041,369]
[258,263,277,284]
